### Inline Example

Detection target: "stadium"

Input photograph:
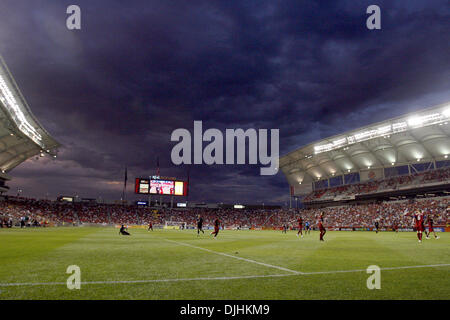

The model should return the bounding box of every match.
[0,53,448,299]
[0,56,60,195]
[281,102,450,205]
[280,102,450,232]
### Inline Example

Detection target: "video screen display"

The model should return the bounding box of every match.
[150,180,174,195]
[174,181,184,196]
[136,179,149,194]
[135,178,188,196]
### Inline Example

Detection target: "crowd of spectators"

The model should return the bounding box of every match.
[304,167,450,202]
[0,197,79,228]
[296,198,448,229]
[1,195,448,230]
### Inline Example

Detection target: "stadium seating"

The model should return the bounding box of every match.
[1,195,448,229]
[304,167,450,203]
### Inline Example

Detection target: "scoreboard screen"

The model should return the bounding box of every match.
[150,180,174,195]
[136,179,150,194]
[174,181,184,195]
[135,178,188,196]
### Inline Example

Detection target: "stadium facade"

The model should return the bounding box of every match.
[280,102,450,204]
[0,55,60,192]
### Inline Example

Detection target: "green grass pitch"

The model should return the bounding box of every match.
[0,227,449,300]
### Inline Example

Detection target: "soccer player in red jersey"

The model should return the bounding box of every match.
[210,218,220,239]
[413,210,425,243]
[392,220,399,233]
[318,212,326,241]
[148,221,153,231]
[296,216,303,238]
[425,217,440,240]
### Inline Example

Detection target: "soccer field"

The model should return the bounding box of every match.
[0,227,449,300]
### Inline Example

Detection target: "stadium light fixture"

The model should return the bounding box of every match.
[0,75,44,147]
[445,155,448,159]
[347,169,351,173]
[377,125,391,135]
[408,116,423,126]
[408,113,441,127]
[391,162,395,166]
[313,107,448,155]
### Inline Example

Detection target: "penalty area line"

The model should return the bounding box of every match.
[164,239,302,275]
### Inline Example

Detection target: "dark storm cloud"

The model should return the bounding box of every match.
[0,0,448,203]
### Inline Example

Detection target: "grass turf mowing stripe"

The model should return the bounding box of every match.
[164,238,302,274]
[0,263,448,287]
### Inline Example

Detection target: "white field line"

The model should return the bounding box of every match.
[164,239,302,275]
[0,274,292,287]
[301,263,450,275]
[0,264,449,287]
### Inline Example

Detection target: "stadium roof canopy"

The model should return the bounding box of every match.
[0,55,60,173]
[280,102,450,195]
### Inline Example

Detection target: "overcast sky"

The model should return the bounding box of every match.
[0,0,449,205]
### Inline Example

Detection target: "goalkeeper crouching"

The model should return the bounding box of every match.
[119,225,131,235]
